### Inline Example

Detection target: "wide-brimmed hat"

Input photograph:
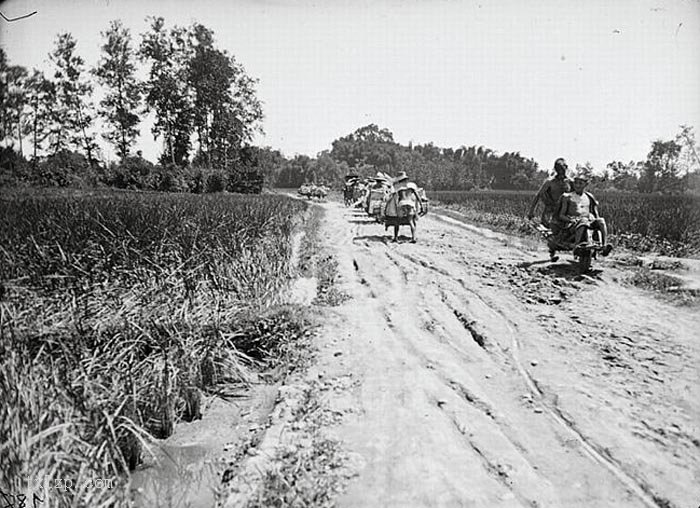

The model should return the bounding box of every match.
[573,173,590,183]
[393,171,409,184]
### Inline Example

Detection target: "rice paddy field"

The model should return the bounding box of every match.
[0,189,312,506]
[429,190,700,257]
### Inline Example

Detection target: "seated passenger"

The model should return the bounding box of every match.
[558,174,613,256]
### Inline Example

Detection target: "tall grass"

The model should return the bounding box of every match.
[0,191,310,506]
[430,190,700,256]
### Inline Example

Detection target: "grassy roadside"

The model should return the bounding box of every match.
[219,204,355,508]
[0,190,316,507]
[244,382,352,508]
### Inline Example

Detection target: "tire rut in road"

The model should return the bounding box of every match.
[381,241,673,508]
[339,206,680,507]
[380,303,550,506]
[477,288,673,508]
[443,410,541,508]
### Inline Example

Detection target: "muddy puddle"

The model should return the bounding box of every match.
[129,385,278,508]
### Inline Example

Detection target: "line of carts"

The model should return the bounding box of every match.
[343,173,429,226]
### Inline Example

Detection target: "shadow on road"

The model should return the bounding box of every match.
[348,219,378,224]
[538,261,603,280]
[516,259,551,268]
[353,234,419,245]
[353,235,389,244]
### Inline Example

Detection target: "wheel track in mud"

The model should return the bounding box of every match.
[387,247,673,508]
[372,280,545,505]
[329,203,686,507]
[343,234,541,499]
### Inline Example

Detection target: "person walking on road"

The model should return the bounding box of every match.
[527,158,572,260]
[390,172,420,243]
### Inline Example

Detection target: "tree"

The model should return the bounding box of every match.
[639,139,684,193]
[203,56,263,169]
[330,124,398,170]
[188,23,233,166]
[0,49,29,154]
[140,17,194,166]
[675,125,700,175]
[0,48,9,141]
[606,160,641,191]
[487,152,539,190]
[140,19,263,168]
[48,33,99,164]
[93,20,142,160]
[22,70,55,159]
[276,155,314,188]
[241,146,285,187]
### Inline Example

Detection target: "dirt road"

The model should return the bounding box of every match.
[306,201,699,508]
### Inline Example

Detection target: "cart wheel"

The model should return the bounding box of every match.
[578,251,592,273]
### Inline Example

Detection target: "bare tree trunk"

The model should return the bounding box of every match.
[33,96,38,160]
[118,81,128,160]
[168,120,175,166]
[76,103,94,167]
[16,113,23,156]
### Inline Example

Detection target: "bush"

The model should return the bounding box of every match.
[206,168,227,193]
[104,155,155,189]
[0,146,30,187]
[147,163,188,192]
[37,150,97,187]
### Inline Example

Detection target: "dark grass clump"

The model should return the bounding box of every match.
[627,269,684,292]
[625,268,698,305]
[244,383,350,508]
[246,438,346,508]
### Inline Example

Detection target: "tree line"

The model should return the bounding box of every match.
[266,123,699,194]
[1,18,264,192]
[1,20,697,194]
[268,124,545,191]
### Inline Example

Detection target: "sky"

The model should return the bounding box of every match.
[1,0,699,171]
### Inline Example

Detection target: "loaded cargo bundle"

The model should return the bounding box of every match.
[381,184,428,226]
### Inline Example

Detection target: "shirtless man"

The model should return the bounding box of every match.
[528,158,572,227]
[528,158,572,260]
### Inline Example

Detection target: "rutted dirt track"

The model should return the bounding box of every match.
[309,201,699,507]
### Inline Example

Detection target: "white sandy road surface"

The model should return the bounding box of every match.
[306,201,699,508]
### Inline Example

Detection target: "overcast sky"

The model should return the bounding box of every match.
[1,0,699,170]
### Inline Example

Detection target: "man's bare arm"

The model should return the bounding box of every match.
[528,181,549,218]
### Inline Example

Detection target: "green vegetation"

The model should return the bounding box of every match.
[430,190,700,257]
[0,190,311,506]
